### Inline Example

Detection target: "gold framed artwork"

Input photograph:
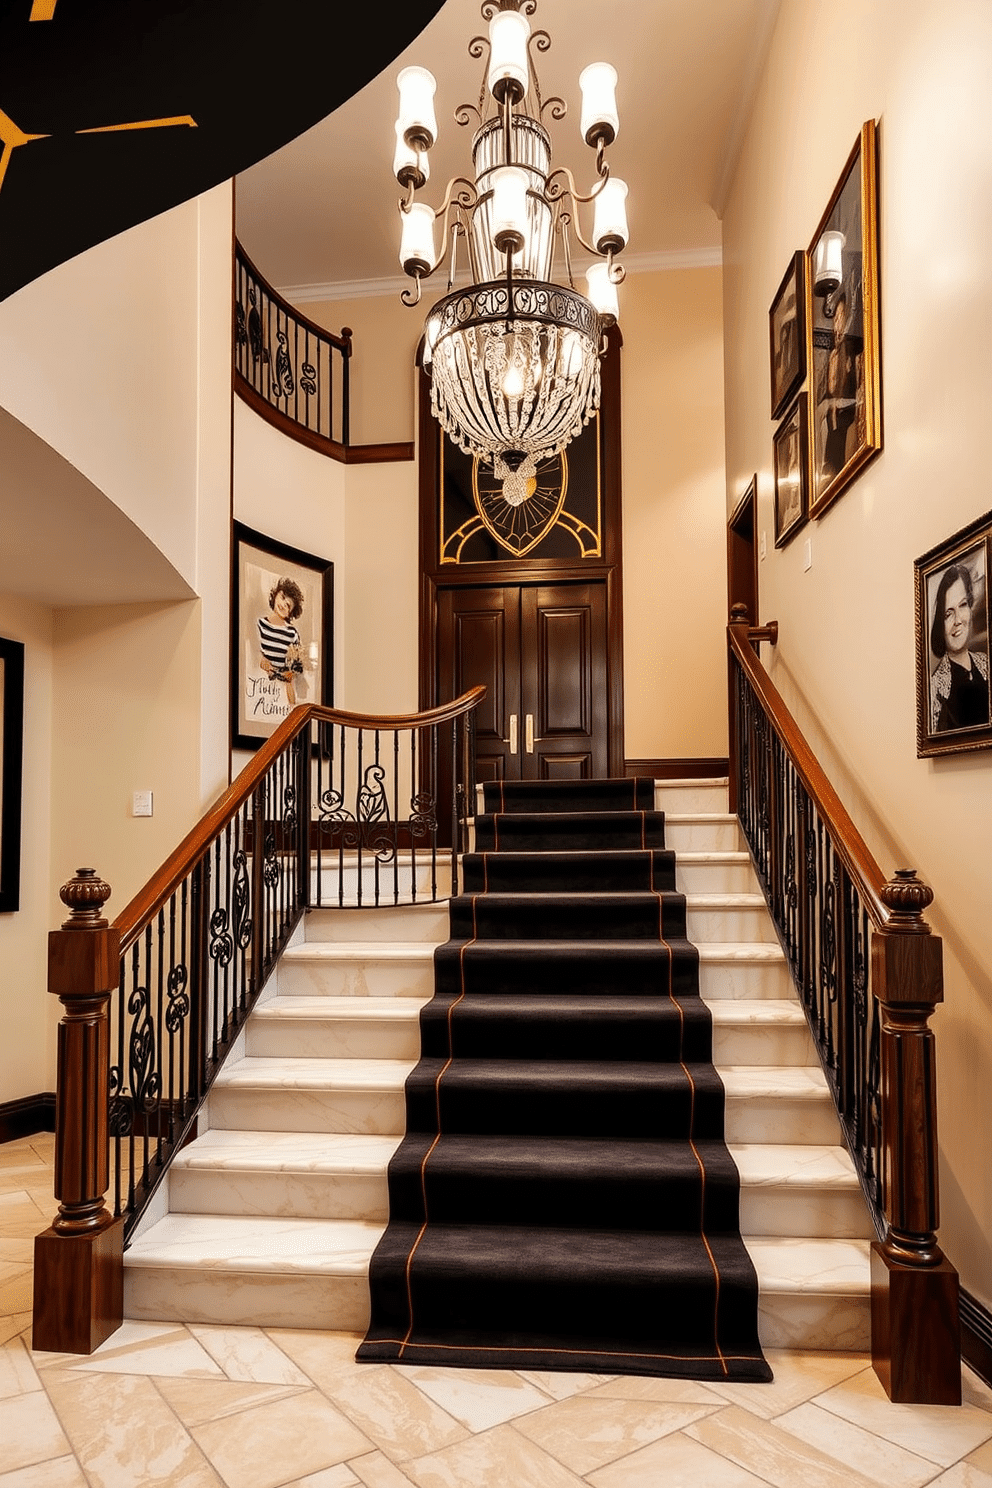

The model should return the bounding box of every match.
[769,251,806,419]
[806,119,882,518]
[773,393,809,549]
[914,512,991,758]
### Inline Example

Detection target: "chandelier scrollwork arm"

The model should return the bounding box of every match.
[481,0,536,17]
[540,95,567,124]
[455,102,483,128]
[400,278,423,307]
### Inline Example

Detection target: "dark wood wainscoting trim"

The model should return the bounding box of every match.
[962,1288,992,1388]
[0,1092,56,1144]
[235,380,414,464]
[624,758,730,780]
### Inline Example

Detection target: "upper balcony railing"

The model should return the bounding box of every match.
[234,241,413,464]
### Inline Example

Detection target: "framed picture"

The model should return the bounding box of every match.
[773,393,809,548]
[231,523,333,751]
[914,512,991,758]
[769,251,806,419]
[807,119,882,518]
[0,637,24,913]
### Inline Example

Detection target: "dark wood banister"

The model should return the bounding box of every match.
[728,612,889,928]
[114,689,486,956]
[728,607,960,1406]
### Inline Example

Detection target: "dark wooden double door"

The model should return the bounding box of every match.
[437,581,609,782]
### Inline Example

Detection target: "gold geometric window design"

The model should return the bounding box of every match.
[440,413,602,565]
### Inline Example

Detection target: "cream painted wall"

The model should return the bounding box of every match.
[306,270,729,753]
[621,269,728,758]
[0,596,57,1102]
[723,0,992,1307]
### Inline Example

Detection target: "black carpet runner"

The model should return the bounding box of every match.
[357,777,771,1382]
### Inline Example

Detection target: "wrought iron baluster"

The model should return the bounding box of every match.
[410,727,418,903]
[430,721,439,902]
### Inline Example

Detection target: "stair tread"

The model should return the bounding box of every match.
[686,893,768,908]
[125,1213,385,1272]
[728,1143,860,1186]
[284,942,440,960]
[745,1236,872,1293]
[719,1066,831,1097]
[707,1001,807,1026]
[214,1055,415,1090]
[655,777,730,788]
[172,1129,401,1172]
[697,943,786,962]
[254,997,427,1020]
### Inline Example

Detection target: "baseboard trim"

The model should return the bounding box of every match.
[624,758,730,780]
[0,1092,56,1144]
[962,1288,992,1388]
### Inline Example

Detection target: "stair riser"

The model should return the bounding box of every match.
[124,1266,371,1330]
[676,863,759,894]
[170,1167,390,1222]
[740,1189,873,1239]
[698,961,794,1000]
[278,958,435,999]
[655,786,729,814]
[664,820,742,851]
[310,867,452,906]
[724,1096,841,1145]
[305,905,451,943]
[208,1087,406,1136]
[712,1023,816,1067]
[247,1018,421,1061]
[687,907,777,943]
[757,1293,870,1351]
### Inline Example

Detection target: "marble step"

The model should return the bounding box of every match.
[654,777,729,814]
[709,1000,816,1066]
[305,902,451,943]
[697,943,794,1000]
[310,857,451,909]
[686,893,778,943]
[720,1066,842,1145]
[749,1236,872,1351]
[123,1211,871,1348]
[169,1128,871,1240]
[247,996,427,1061]
[207,1055,413,1135]
[663,814,743,852]
[123,1213,382,1329]
[676,851,759,894]
[278,941,438,998]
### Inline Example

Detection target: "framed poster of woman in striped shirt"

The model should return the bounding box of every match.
[232,522,333,751]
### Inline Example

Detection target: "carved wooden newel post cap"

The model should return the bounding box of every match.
[729,602,750,624]
[59,868,112,929]
[880,869,934,930]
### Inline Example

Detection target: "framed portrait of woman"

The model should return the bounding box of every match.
[806,120,883,519]
[773,393,809,548]
[914,513,991,758]
[231,523,334,751]
[769,251,806,420]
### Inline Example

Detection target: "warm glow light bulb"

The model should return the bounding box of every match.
[399,201,436,275]
[487,9,530,103]
[593,177,629,253]
[814,230,845,294]
[396,66,438,151]
[579,63,619,146]
[393,121,429,187]
[502,362,525,398]
[490,166,530,255]
[586,262,619,322]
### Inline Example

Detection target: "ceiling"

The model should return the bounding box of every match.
[236,0,782,297]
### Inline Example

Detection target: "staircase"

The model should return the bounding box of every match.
[124,778,873,1350]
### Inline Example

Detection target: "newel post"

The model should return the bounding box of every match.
[33,869,125,1354]
[727,604,750,814]
[870,868,960,1403]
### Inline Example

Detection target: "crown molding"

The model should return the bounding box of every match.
[277,246,723,305]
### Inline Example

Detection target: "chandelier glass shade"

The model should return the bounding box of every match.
[393,0,627,468]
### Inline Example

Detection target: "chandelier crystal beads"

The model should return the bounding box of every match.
[393,0,627,469]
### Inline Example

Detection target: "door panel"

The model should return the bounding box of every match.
[437,586,520,782]
[522,583,608,779]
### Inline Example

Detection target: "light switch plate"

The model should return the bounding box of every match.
[803,538,813,572]
[133,790,153,817]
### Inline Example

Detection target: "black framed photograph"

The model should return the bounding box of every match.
[807,119,882,518]
[914,512,991,758]
[0,637,25,913]
[769,250,806,419]
[773,393,809,548]
[231,523,333,751]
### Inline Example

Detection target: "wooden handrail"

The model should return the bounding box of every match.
[114,687,485,955]
[728,618,890,928]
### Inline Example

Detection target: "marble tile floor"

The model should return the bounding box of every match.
[4,1131,992,1488]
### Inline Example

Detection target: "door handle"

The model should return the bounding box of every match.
[509,713,518,754]
[525,713,535,753]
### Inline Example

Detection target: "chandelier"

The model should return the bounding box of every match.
[393,0,628,480]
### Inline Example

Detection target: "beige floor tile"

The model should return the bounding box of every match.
[515,1369,614,1399]
[190,1324,313,1385]
[349,1452,418,1488]
[0,1272,32,1317]
[266,1328,365,1383]
[60,1320,226,1380]
[191,1389,372,1488]
[0,1315,32,1348]
[399,1365,553,1431]
[776,1399,941,1485]
[815,1366,992,1467]
[42,1368,224,1488]
[405,1422,588,1488]
[0,1144,46,1171]
[0,1335,41,1398]
[586,1373,727,1405]
[288,1468,362,1488]
[0,1170,47,1196]
[0,1388,72,1474]
[924,1466,992,1488]
[0,1191,50,1239]
[969,1439,992,1474]
[707,1348,869,1418]
[156,1375,308,1428]
[514,1393,720,1475]
[0,1238,34,1265]
[317,1366,469,1463]
[965,1370,992,1412]
[0,1260,31,1288]
[686,1403,879,1488]
[587,1428,776,1488]
[0,1457,88,1488]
